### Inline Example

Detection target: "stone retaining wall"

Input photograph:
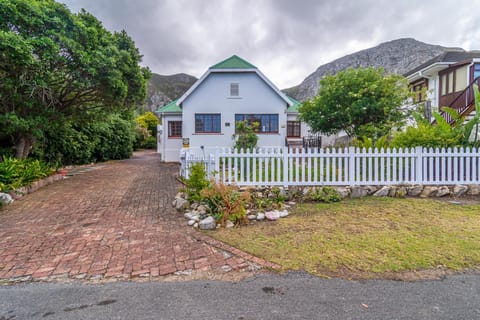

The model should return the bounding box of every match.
[245,184,480,201]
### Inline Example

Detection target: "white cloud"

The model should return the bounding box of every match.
[60,0,480,88]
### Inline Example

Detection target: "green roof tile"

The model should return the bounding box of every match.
[286,95,302,113]
[156,99,181,113]
[210,55,257,69]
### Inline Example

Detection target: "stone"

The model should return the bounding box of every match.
[197,205,207,214]
[0,192,13,205]
[373,186,390,197]
[365,186,378,195]
[350,186,368,198]
[278,187,288,198]
[335,187,350,198]
[190,202,199,210]
[220,265,233,272]
[187,220,196,226]
[175,192,186,199]
[247,214,257,220]
[420,186,438,198]
[388,186,397,197]
[453,185,468,197]
[256,213,265,221]
[449,201,462,205]
[407,185,423,197]
[226,220,235,228]
[199,216,216,230]
[468,184,480,196]
[279,210,289,218]
[302,187,311,196]
[287,201,296,206]
[396,187,407,198]
[436,186,450,197]
[265,210,281,221]
[175,198,188,211]
[193,223,199,228]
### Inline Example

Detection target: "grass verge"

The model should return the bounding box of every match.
[211,197,480,280]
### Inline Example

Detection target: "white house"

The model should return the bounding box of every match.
[156,55,315,162]
[405,50,480,124]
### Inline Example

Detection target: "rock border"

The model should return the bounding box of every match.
[0,174,65,206]
[174,184,480,230]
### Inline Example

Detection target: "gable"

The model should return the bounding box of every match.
[181,72,288,112]
[177,55,293,107]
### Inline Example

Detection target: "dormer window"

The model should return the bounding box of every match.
[230,83,239,96]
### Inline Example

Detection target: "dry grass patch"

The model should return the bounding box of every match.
[211,197,480,279]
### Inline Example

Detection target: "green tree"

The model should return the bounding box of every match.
[135,111,159,135]
[0,0,150,158]
[299,67,411,139]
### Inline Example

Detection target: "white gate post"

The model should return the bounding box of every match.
[348,147,355,185]
[283,147,289,187]
[415,146,423,184]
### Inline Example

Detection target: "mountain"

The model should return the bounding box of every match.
[285,38,461,101]
[144,73,197,111]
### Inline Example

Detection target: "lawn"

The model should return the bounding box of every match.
[211,197,480,280]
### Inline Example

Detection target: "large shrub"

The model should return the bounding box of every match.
[391,108,480,148]
[134,111,159,149]
[32,115,135,166]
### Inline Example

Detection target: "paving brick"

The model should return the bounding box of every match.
[0,150,276,282]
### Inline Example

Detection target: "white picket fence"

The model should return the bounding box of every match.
[180,147,480,186]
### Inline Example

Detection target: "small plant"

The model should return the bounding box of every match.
[0,157,54,192]
[233,120,259,151]
[270,186,286,204]
[309,187,342,203]
[183,162,209,202]
[254,197,275,211]
[200,181,250,226]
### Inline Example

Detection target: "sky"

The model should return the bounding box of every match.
[60,0,480,88]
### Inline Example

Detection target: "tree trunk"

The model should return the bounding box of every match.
[14,133,35,159]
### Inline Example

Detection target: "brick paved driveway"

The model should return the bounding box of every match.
[0,151,276,281]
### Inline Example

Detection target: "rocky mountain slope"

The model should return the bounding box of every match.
[285,38,458,101]
[144,73,197,111]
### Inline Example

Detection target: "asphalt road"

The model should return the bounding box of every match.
[1,272,479,320]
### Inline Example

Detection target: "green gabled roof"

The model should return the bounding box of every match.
[286,95,302,113]
[210,55,257,69]
[156,99,181,113]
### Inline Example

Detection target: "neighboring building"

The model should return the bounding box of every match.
[156,55,317,162]
[405,50,480,124]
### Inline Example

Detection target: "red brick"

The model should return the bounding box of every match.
[0,150,274,282]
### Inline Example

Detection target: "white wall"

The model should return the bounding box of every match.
[182,72,289,150]
[159,114,183,162]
